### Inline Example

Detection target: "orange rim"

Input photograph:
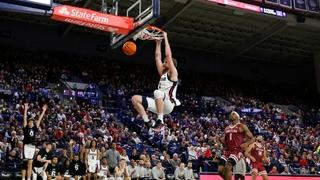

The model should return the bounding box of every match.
[146,25,163,32]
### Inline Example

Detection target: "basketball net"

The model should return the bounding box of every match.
[133,25,164,41]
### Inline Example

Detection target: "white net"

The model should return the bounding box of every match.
[133,26,164,41]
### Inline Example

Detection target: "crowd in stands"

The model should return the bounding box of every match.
[0,48,319,180]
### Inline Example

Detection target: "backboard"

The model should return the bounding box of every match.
[110,0,160,49]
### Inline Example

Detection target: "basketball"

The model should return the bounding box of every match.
[122,41,137,56]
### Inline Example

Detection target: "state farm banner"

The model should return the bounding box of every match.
[51,5,134,35]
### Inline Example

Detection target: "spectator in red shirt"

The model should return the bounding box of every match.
[299,155,308,167]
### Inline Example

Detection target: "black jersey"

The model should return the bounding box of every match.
[70,160,86,176]
[33,148,52,167]
[46,164,61,177]
[23,126,38,145]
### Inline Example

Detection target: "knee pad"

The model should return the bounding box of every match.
[153,90,164,99]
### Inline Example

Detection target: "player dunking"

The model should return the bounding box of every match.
[22,103,48,180]
[245,135,269,180]
[218,111,254,180]
[132,32,180,129]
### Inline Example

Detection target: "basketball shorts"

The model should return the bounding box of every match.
[24,144,36,160]
[98,171,109,179]
[88,163,98,173]
[220,149,243,166]
[142,94,174,115]
[251,162,267,175]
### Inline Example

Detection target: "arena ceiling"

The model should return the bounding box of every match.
[1,0,320,65]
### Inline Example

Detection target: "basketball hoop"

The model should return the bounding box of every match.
[133,25,164,41]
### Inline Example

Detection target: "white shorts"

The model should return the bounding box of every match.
[143,96,174,115]
[88,163,98,173]
[24,144,36,160]
[33,167,47,180]
[98,171,109,179]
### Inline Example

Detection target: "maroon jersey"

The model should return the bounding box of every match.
[251,143,265,162]
[224,123,244,151]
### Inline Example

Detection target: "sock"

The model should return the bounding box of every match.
[27,178,30,180]
[157,113,163,123]
[142,115,149,122]
[22,178,25,180]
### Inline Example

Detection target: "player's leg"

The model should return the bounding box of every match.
[22,160,27,180]
[87,172,91,180]
[260,169,268,180]
[153,90,166,127]
[261,174,268,180]
[218,155,228,179]
[131,95,151,123]
[225,155,238,180]
[27,159,33,179]
[251,169,258,180]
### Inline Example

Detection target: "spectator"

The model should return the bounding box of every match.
[174,162,186,180]
[234,157,246,180]
[269,166,279,175]
[106,143,120,174]
[128,159,139,180]
[185,162,195,180]
[115,159,130,180]
[170,153,181,168]
[280,166,291,175]
[152,160,165,180]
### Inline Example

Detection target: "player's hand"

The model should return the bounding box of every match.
[250,156,256,163]
[155,39,162,44]
[42,104,48,112]
[23,103,29,111]
[162,31,167,39]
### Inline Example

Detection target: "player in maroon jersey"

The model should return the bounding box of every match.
[218,111,254,180]
[245,135,269,180]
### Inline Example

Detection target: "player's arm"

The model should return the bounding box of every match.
[84,149,89,168]
[244,143,256,162]
[155,40,164,76]
[219,135,225,145]
[163,32,178,81]
[36,104,48,128]
[23,103,29,127]
[241,124,255,148]
[263,147,269,164]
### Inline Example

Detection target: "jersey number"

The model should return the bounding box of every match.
[229,133,232,140]
[75,164,79,171]
[29,131,34,137]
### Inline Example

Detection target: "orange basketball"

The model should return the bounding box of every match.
[122,41,137,56]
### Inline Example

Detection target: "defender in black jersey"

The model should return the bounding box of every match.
[22,103,48,180]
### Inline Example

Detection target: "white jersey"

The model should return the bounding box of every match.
[100,165,109,178]
[87,148,98,164]
[158,73,180,106]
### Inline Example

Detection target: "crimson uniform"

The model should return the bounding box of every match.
[251,143,267,175]
[221,123,245,166]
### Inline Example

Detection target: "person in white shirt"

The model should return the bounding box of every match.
[152,161,165,180]
[184,162,195,180]
[143,161,152,179]
[131,132,142,144]
[128,159,139,180]
[174,162,186,180]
